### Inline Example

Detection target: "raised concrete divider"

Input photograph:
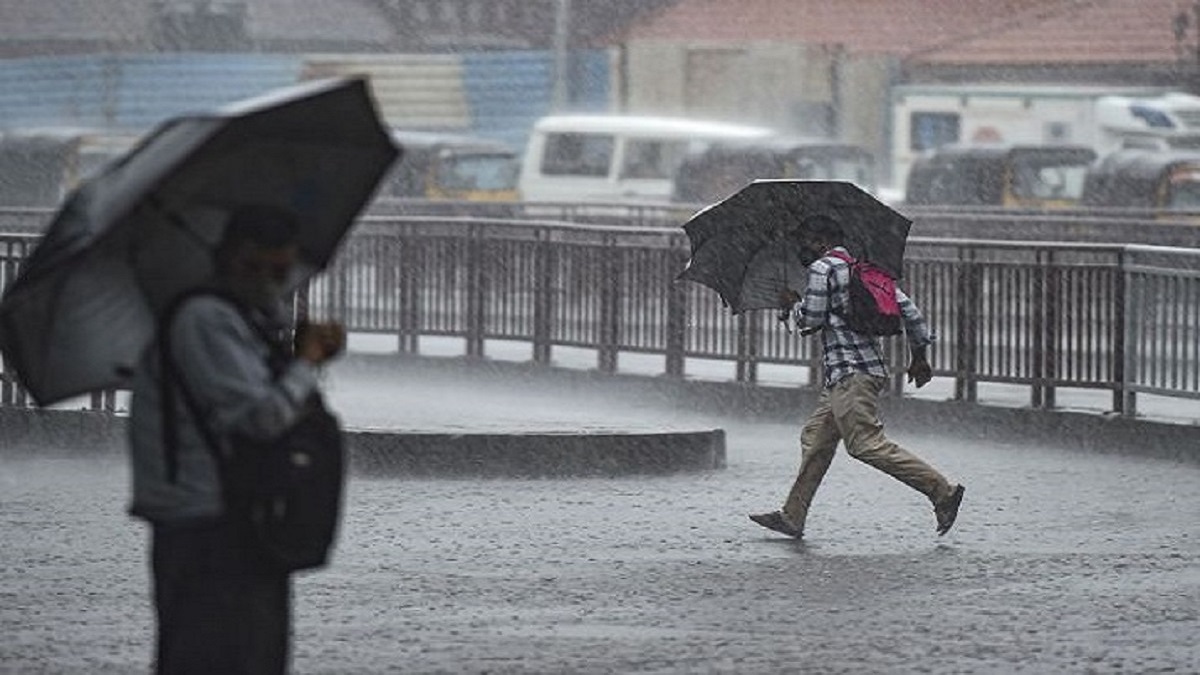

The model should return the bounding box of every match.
[0,406,727,478]
[347,428,726,477]
[335,353,1200,465]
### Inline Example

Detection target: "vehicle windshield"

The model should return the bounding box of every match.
[675,147,876,203]
[1166,165,1200,210]
[436,152,518,191]
[787,154,873,187]
[1009,154,1093,201]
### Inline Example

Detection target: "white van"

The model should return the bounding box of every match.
[518,114,773,203]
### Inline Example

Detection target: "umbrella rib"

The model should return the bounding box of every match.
[150,196,212,251]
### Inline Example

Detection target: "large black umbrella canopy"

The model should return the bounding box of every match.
[0,76,400,406]
[677,179,911,314]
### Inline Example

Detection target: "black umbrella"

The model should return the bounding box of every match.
[0,77,400,406]
[677,179,911,314]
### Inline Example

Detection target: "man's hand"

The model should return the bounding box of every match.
[906,356,932,388]
[296,321,347,365]
[778,288,801,308]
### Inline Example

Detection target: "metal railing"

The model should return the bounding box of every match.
[302,217,1199,417]
[2,213,1198,417]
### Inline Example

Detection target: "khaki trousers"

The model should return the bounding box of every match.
[781,372,953,531]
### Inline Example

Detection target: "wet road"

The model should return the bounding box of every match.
[2,357,1198,673]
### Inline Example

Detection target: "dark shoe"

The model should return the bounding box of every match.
[749,511,803,538]
[934,484,965,536]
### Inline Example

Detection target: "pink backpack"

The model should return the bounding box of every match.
[826,251,903,336]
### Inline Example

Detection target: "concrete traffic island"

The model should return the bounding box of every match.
[344,427,726,477]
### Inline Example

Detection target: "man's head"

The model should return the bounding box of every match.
[803,214,843,252]
[214,205,300,311]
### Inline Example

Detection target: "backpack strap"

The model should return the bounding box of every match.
[824,249,855,265]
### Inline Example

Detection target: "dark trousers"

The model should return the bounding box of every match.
[151,519,291,675]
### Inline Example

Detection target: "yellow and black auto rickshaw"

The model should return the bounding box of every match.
[903,144,1097,209]
[380,130,519,202]
[671,137,876,204]
[1080,148,1200,211]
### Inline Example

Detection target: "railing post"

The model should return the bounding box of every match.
[465,226,485,359]
[88,390,115,412]
[597,235,620,374]
[328,255,345,329]
[532,233,554,365]
[954,247,979,402]
[1111,249,1127,415]
[294,280,310,326]
[397,229,420,354]
[664,247,688,379]
[1040,250,1059,410]
[1121,253,1139,416]
[735,313,758,384]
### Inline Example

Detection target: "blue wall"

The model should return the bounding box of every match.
[0,53,301,131]
[462,49,610,152]
[0,50,611,153]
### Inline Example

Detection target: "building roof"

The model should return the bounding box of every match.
[0,0,153,45]
[0,0,677,56]
[246,0,394,44]
[908,0,1191,65]
[619,0,1048,56]
[621,0,1193,68]
[0,0,397,54]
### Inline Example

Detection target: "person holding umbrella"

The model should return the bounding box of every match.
[0,79,399,674]
[127,205,346,674]
[749,214,965,539]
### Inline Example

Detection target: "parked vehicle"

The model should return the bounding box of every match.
[671,137,875,204]
[379,130,518,202]
[0,128,138,207]
[1081,148,1200,211]
[891,84,1200,193]
[904,144,1097,208]
[518,114,773,203]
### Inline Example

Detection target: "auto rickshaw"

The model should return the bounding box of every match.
[1080,148,1200,211]
[380,130,519,202]
[671,137,876,204]
[903,144,1097,208]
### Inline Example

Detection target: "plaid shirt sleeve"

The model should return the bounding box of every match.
[795,258,834,330]
[896,286,935,348]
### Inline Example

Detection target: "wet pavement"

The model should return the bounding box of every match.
[2,356,1198,673]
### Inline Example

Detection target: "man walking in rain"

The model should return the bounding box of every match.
[128,206,346,674]
[750,215,964,539]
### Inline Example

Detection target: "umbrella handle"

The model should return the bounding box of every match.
[777,308,795,334]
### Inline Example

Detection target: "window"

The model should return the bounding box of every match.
[1010,156,1093,200]
[540,133,613,177]
[910,112,960,152]
[1166,165,1200,209]
[437,153,517,190]
[620,140,687,180]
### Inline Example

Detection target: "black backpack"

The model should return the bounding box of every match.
[160,290,345,573]
[826,251,904,336]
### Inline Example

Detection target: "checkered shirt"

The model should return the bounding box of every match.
[790,247,934,388]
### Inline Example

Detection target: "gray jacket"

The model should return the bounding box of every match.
[128,295,319,524]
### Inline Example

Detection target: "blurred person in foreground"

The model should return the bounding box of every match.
[749,215,965,540]
[127,205,346,674]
